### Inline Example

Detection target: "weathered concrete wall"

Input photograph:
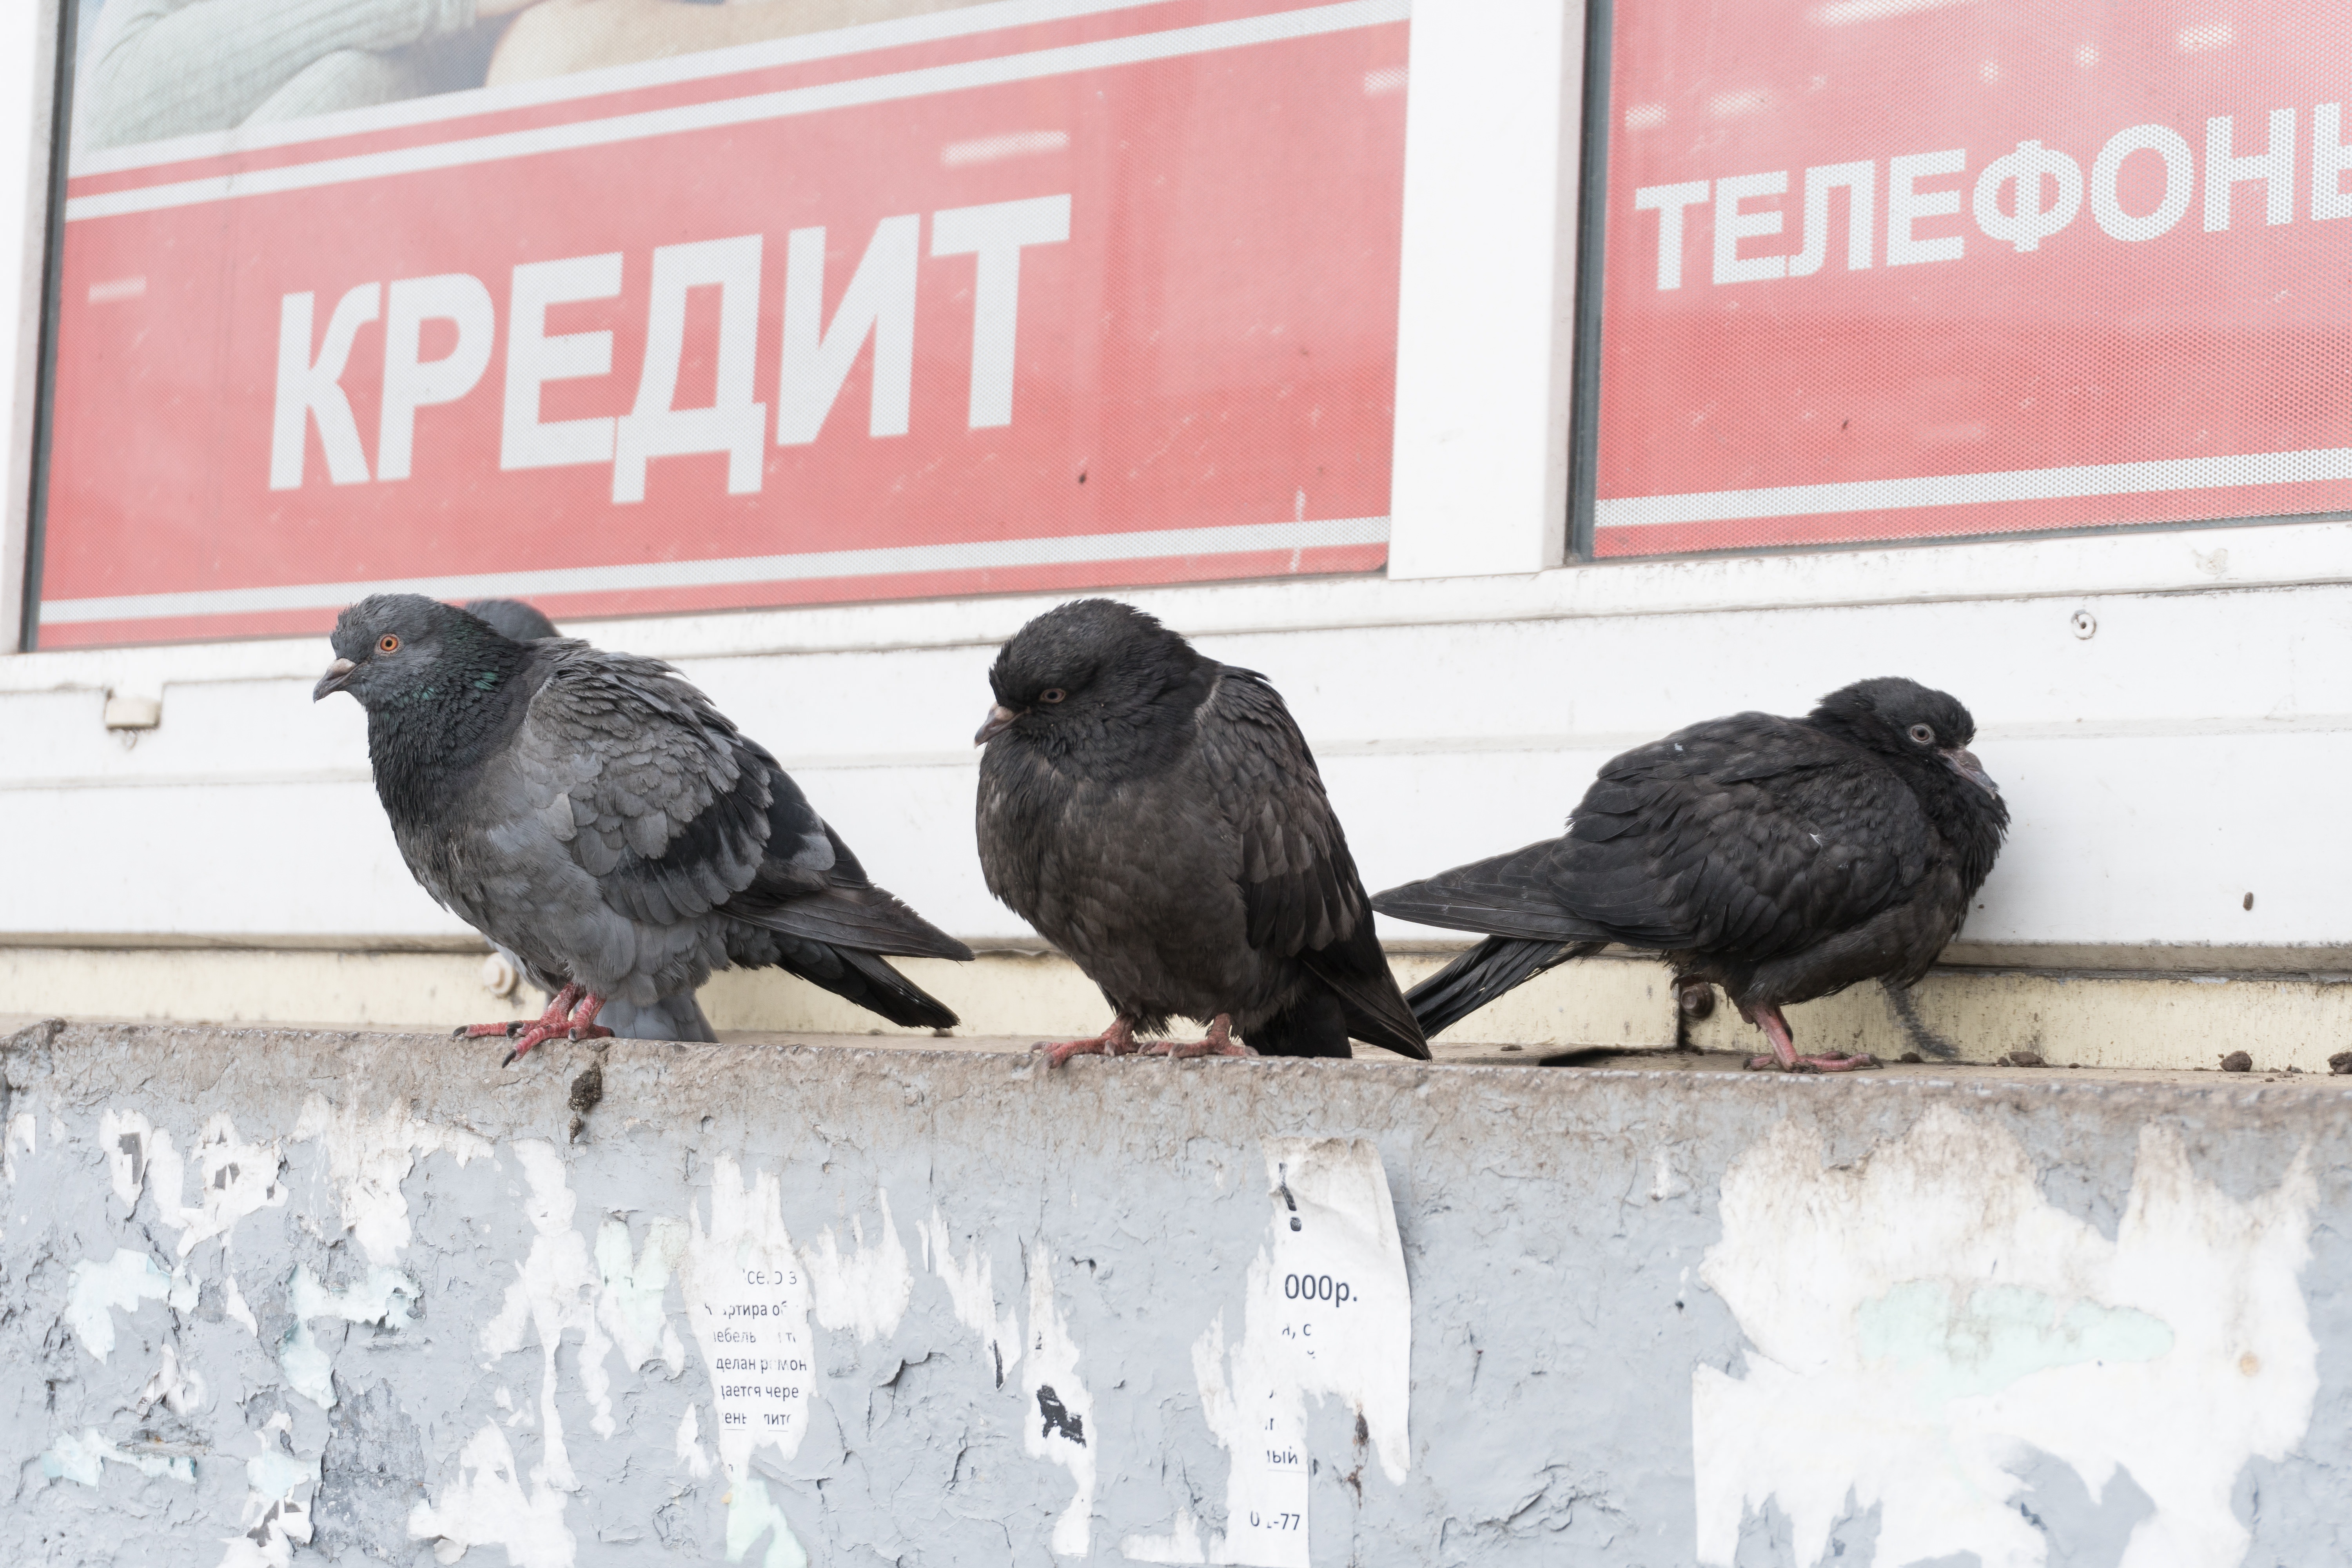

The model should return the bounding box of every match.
[3,1019,2347,1567]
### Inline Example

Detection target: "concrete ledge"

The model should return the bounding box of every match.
[3,1021,2347,1565]
[7,945,2352,1073]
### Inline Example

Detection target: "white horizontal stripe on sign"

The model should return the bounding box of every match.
[37,518,1389,625]
[1594,448,2352,532]
[64,0,1406,222]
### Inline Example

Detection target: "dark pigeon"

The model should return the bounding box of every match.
[974,599,1427,1065]
[456,598,717,1044]
[462,597,559,642]
[315,594,971,1059]
[1372,677,2008,1072]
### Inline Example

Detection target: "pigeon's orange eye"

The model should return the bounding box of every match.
[1039,688,1066,704]
[379,634,401,654]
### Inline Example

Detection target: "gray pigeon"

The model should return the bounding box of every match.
[1374,678,2008,1072]
[316,594,970,1059]
[975,599,1428,1066]
[457,597,717,1044]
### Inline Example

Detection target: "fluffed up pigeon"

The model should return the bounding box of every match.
[975,599,1428,1066]
[316,594,971,1059]
[1372,677,2009,1072]
[457,597,716,1044]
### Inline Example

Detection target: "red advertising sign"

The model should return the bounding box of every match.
[1594,2,2352,557]
[37,0,1406,648]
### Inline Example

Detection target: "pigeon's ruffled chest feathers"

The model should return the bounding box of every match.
[978,712,1216,915]
[367,657,537,837]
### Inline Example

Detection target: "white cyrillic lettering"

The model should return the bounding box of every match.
[2314,103,2352,220]
[1713,171,1788,285]
[1788,161,1874,277]
[502,254,622,472]
[2205,109,2295,230]
[613,236,766,503]
[776,214,919,446]
[931,193,1071,428]
[269,283,379,490]
[1634,180,1710,289]
[2091,125,2194,241]
[376,274,494,482]
[1973,141,2082,252]
[1886,150,1966,265]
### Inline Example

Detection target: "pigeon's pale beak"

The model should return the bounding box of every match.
[1940,746,1999,797]
[974,704,1023,745]
[313,658,358,702]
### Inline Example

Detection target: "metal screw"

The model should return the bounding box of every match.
[2070,610,2097,639]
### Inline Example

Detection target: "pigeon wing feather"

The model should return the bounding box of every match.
[1198,668,1427,1058]
[508,643,784,926]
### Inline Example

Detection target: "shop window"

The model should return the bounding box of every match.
[1570,2,2352,558]
[29,0,1408,648]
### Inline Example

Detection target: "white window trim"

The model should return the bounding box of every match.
[1386,0,1585,580]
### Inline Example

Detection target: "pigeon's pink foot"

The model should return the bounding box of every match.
[1033,1016,1139,1069]
[466,985,611,1066]
[459,983,579,1048]
[560,991,613,1044]
[1738,1005,1878,1072]
[1141,1014,1257,1060]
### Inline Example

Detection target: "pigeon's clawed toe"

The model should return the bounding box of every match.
[454,1020,525,1040]
[1031,1017,1140,1069]
[1139,1014,1256,1059]
[478,984,605,1065]
[1746,1051,1880,1074]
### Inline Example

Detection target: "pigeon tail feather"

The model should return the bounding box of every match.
[1298,934,1430,1060]
[802,946,960,1030]
[1372,839,1615,944]
[733,884,975,962]
[1405,936,1601,1039]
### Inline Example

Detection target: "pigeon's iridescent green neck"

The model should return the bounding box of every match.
[367,626,534,827]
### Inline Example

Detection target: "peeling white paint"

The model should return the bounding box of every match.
[676,1405,714,1479]
[96,1108,285,1256]
[280,1261,420,1409]
[1024,1249,1097,1557]
[100,1108,161,1212]
[179,1116,288,1256]
[802,1190,911,1345]
[1125,1138,1412,1567]
[597,1214,690,1376]
[292,1094,491,1265]
[223,1274,260,1338]
[1122,1504,1210,1565]
[137,1342,207,1416]
[724,1475,808,1568]
[3,1110,33,1185]
[485,1142,617,1488]
[216,1420,319,1568]
[408,1422,576,1568]
[920,1207,1022,1385]
[1693,1109,2320,1568]
[64,1248,192,1362]
[279,1324,336,1410]
[39,1426,198,1486]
